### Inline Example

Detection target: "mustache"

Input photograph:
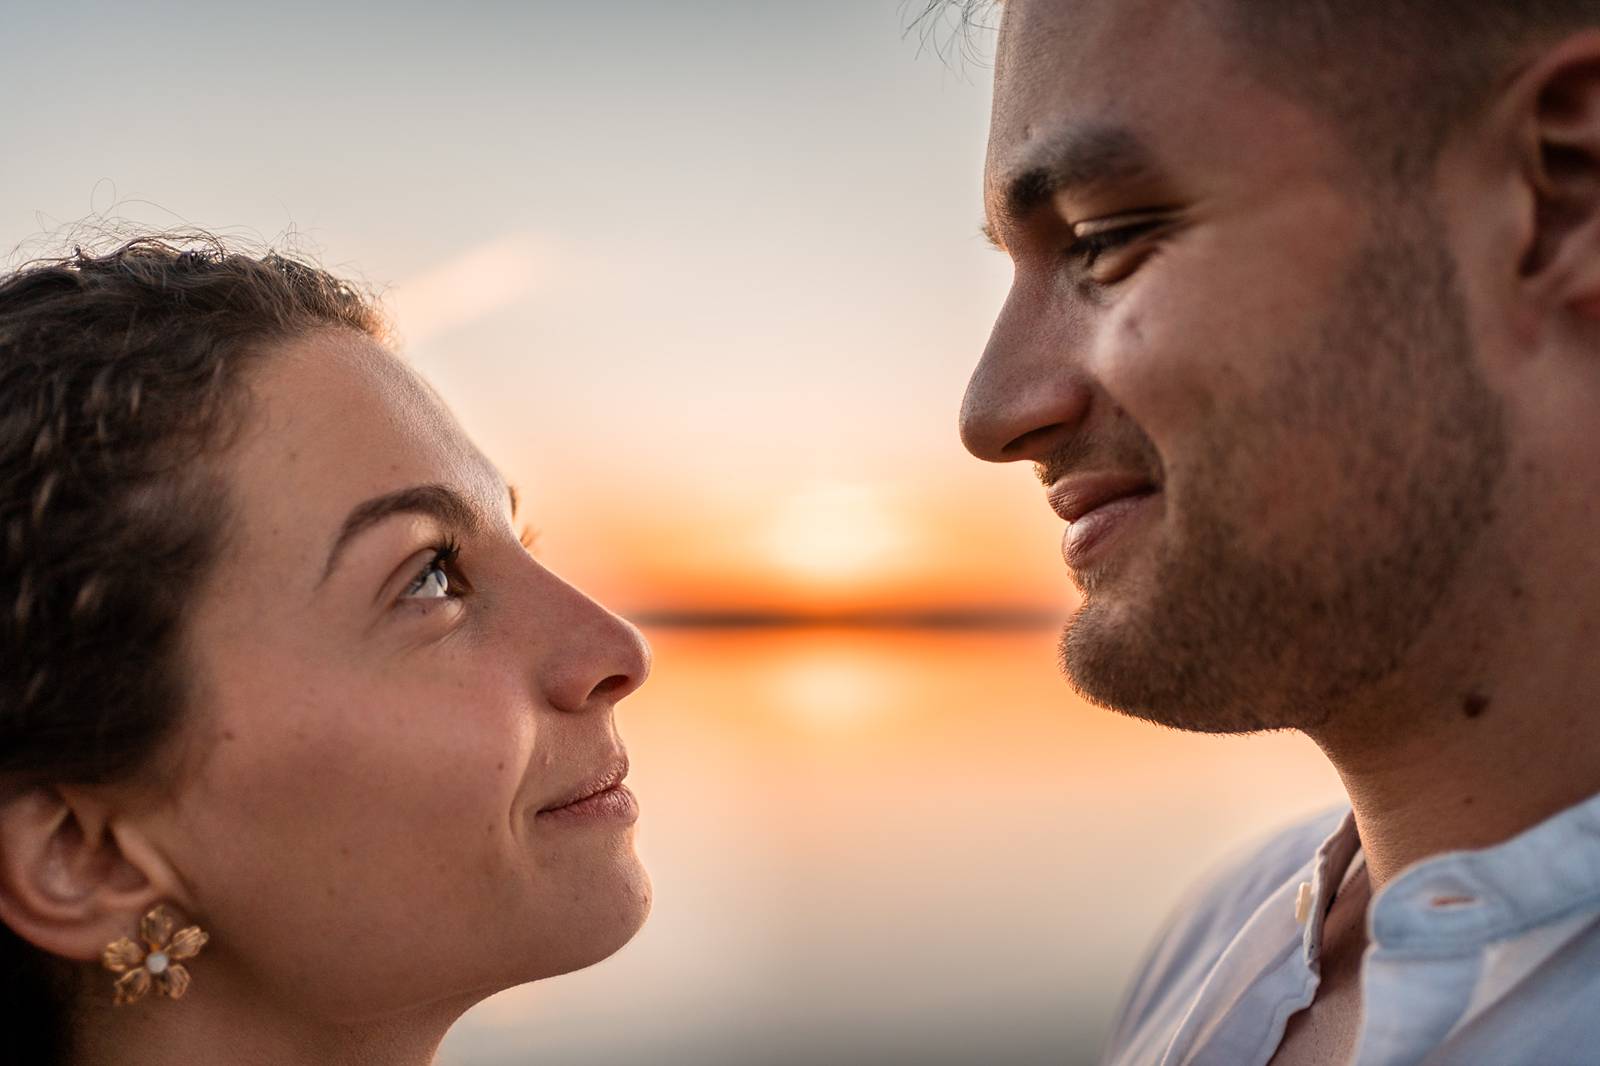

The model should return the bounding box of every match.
[1034,428,1165,488]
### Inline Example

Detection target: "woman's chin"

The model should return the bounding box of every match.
[526,861,652,984]
[583,861,653,969]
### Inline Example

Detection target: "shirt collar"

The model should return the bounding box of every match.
[1300,809,1362,965]
[1369,787,1600,952]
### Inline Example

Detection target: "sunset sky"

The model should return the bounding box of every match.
[2,0,1060,619]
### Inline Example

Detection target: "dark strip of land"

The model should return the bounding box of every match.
[631,608,1062,630]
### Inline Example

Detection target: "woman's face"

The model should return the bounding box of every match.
[152,330,651,1021]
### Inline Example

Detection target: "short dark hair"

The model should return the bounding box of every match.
[915,0,1600,179]
[1213,1,1600,180]
[0,235,384,1063]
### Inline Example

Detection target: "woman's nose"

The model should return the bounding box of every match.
[540,582,652,715]
[582,615,651,708]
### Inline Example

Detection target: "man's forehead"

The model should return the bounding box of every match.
[992,0,1192,85]
[1002,1,1216,101]
[989,2,1190,164]
[982,0,1334,220]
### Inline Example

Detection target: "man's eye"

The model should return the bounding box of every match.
[401,541,465,601]
[1066,216,1167,272]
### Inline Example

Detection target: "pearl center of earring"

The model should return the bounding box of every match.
[146,952,169,975]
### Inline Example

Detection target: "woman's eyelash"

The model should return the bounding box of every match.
[403,537,464,598]
[432,537,462,568]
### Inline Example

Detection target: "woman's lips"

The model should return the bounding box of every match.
[1062,490,1159,568]
[537,783,639,824]
[535,756,638,824]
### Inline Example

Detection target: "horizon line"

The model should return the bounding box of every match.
[629,607,1064,631]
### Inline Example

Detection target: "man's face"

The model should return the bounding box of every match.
[961,0,1507,732]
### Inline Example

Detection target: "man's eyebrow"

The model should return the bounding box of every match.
[318,483,486,587]
[994,123,1165,225]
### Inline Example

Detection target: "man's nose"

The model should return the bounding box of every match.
[959,286,1092,463]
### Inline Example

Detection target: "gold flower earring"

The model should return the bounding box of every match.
[101,904,210,1005]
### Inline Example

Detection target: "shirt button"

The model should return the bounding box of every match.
[1295,881,1313,924]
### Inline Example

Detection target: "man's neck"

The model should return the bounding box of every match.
[1307,521,1600,890]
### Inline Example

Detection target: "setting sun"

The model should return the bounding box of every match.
[763,482,910,585]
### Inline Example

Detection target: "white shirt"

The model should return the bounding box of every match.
[1102,795,1600,1065]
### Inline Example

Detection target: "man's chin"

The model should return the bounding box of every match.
[1056,597,1287,735]
[1056,597,1147,711]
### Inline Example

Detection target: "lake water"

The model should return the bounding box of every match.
[438,626,1345,1066]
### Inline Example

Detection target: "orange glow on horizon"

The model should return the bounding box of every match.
[516,466,1074,619]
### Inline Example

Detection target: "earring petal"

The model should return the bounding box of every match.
[113,967,152,1006]
[101,937,146,975]
[140,906,177,950]
[158,963,191,1000]
[166,925,209,960]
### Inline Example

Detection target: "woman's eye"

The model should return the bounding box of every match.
[406,564,451,599]
[401,543,463,601]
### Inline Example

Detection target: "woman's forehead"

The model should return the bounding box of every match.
[220,331,502,562]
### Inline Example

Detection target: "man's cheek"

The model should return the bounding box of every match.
[1090,277,1226,441]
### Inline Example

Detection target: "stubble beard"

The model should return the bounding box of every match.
[1059,205,1509,734]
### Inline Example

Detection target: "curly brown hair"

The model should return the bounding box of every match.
[0,235,385,1062]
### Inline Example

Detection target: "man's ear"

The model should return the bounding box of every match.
[0,786,181,963]
[1516,32,1600,318]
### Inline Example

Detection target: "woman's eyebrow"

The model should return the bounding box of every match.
[318,484,483,587]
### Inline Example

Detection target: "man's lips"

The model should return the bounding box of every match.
[1046,472,1158,525]
[538,756,630,814]
[1047,473,1160,568]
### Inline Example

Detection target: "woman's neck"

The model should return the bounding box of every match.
[70,977,464,1066]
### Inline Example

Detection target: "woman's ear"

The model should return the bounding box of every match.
[0,787,180,963]
[1516,33,1600,318]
